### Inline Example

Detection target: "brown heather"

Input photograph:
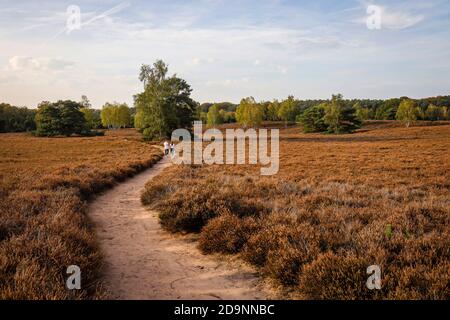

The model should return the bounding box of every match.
[0,129,162,299]
[142,121,450,299]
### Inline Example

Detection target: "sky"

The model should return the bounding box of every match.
[1,0,450,108]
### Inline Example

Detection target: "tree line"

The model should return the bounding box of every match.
[0,103,36,132]
[202,95,450,127]
[0,96,134,136]
[201,94,450,133]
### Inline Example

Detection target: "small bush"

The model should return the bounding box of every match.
[298,251,373,300]
[297,104,327,133]
[145,169,267,233]
[199,214,259,254]
[141,183,171,205]
[241,214,321,285]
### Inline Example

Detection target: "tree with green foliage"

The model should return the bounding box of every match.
[221,111,236,123]
[101,102,131,129]
[267,100,280,121]
[278,95,300,128]
[376,98,401,120]
[199,112,208,124]
[101,103,114,128]
[80,95,91,109]
[354,102,370,122]
[35,100,87,136]
[443,106,449,120]
[297,104,327,133]
[324,94,361,134]
[135,60,196,139]
[118,104,131,128]
[207,104,223,127]
[0,103,36,132]
[80,108,101,129]
[396,99,419,127]
[79,96,101,129]
[425,104,444,121]
[236,97,264,128]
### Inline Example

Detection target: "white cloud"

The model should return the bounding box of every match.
[381,9,424,30]
[205,77,251,87]
[187,57,216,66]
[190,57,201,65]
[278,66,288,74]
[8,56,40,71]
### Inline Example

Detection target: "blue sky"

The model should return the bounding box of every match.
[1,0,450,108]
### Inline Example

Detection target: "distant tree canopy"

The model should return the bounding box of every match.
[396,99,419,127]
[35,100,88,136]
[81,108,102,129]
[236,97,264,128]
[0,103,36,132]
[198,102,237,114]
[354,102,371,122]
[425,104,445,121]
[206,104,223,127]
[196,102,237,124]
[100,102,131,129]
[323,94,361,134]
[278,95,300,127]
[195,95,450,129]
[134,60,197,139]
[375,98,401,120]
[297,94,361,134]
[296,103,327,133]
[266,100,281,121]
[79,96,102,129]
[2,93,450,135]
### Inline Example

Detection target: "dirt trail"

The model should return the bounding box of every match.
[89,156,268,300]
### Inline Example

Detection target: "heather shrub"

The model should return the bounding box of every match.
[158,182,266,233]
[263,222,321,285]
[242,214,321,285]
[139,124,450,299]
[141,183,171,205]
[298,251,374,300]
[199,214,259,254]
[158,184,226,232]
[0,132,162,299]
[0,189,102,299]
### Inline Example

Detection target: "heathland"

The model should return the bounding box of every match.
[0,129,161,299]
[142,121,450,299]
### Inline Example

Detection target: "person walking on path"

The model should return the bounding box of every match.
[163,141,169,156]
[170,142,175,156]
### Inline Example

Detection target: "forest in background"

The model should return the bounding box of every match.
[2,94,449,135]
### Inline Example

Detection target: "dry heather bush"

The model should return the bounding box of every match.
[242,214,321,285]
[298,251,373,300]
[198,214,259,254]
[0,130,162,299]
[142,123,450,299]
[143,167,267,233]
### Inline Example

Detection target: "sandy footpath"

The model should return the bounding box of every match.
[88,156,269,300]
